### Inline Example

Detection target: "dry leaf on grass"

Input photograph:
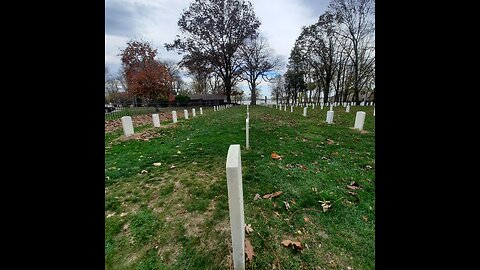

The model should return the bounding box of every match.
[271,152,283,160]
[346,181,360,190]
[245,224,254,234]
[262,191,283,199]
[140,170,148,174]
[283,201,291,210]
[169,165,176,169]
[254,193,261,200]
[304,217,310,223]
[153,162,162,166]
[245,239,254,262]
[326,139,334,145]
[347,191,357,196]
[281,239,303,250]
[362,216,368,222]
[366,165,373,169]
[319,200,332,212]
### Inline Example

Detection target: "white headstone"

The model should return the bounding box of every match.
[303,107,307,117]
[346,105,350,113]
[172,111,177,123]
[226,145,245,270]
[330,104,333,111]
[152,114,160,127]
[184,109,189,119]
[354,111,366,130]
[321,104,324,110]
[192,108,196,117]
[373,108,375,116]
[290,106,293,113]
[200,107,203,114]
[246,118,250,149]
[326,110,334,124]
[121,116,134,137]
[312,104,315,110]
[284,104,287,111]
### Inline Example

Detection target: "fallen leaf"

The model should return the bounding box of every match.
[283,201,291,210]
[245,224,254,234]
[290,199,296,205]
[106,213,115,218]
[292,241,303,250]
[274,211,281,217]
[321,156,329,160]
[120,212,128,217]
[260,154,265,158]
[332,152,339,156]
[362,216,368,222]
[254,193,261,200]
[298,164,308,170]
[326,139,334,145]
[347,181,360,190]
[270,191,283,198]
[245,239,254,262]
[281,240,292,247]
[304,217,310,223]
[347,191,357,196]
[296,230,302,234]
[319,200,332,212]
[366,165,373,169]
[140,170,148,174]
[263,193,272,199]
[271,152,283,160]
[169,165,176,169]
[177,150,182,154]
[153,162,162,166]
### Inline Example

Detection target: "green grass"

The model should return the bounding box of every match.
[105,104,375,269]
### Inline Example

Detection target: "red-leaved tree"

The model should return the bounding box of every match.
[119,40,173,101]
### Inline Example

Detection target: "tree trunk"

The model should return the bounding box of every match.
[225,78,231,104]
[250,83,256,105]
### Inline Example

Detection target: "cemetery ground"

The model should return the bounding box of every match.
[105,105,375,269]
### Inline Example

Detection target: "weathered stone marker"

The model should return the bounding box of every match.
[184,109,189,119]
[172,111,177,123]
[312,104,315,110]
[290,105,293,113]
[326,110,334,124]
[152,114,160,127]
[373,108,375,116]
[346,105,350,113]
[303,107,307,117]
[321,104,324,110]
[192,108,196,117]
[226,144,245,270]
[200,107,203,115]
[330,104,333,111]
[121,116,134,137]
[284,104,287,111]
[246,118,250,150]
[354,111,366,130]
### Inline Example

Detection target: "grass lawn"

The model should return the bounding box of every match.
[105,104,375,269]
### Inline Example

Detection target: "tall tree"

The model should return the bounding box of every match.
[119,40,173,102]
[329,0,375,104]
[238,35,279,105]
[165,0,260,103]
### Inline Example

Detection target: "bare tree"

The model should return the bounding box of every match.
[329,0,375,104]
[238,35,280,105]
[165,0,261,104]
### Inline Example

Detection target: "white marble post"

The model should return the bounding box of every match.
[200,107,203,115]
[121,116,134,137]
[246,118,249,149]
[192,108,196,117]
[184,109,189,119]
[330,104,333,111]
[152,114,160,127]
[284,104,287,111]
[326,111,334,124]
[290,106,293,113]
[226,145,245,270]
[373,108,375,116]
[346,105,350,113]
[303,107,307,117]
[354,111,366,130]
[172,111,177,123]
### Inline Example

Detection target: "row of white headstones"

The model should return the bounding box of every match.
[230,103,375,269]
[120,104,233,137]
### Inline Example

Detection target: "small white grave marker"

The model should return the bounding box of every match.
[184,109,189,119]
[152,114,160,127]
[200,107,203,114]
[303,107,307,117]
[121,116,134,137]
[354,111,366,130]
[346,105,350,113]
[226,145,245,270]
[172,111,177,123]
[326,110,334,124]
[246,118,250,149]
[192,108,196,117]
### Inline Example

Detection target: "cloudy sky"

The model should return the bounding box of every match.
[105,0,330,97]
